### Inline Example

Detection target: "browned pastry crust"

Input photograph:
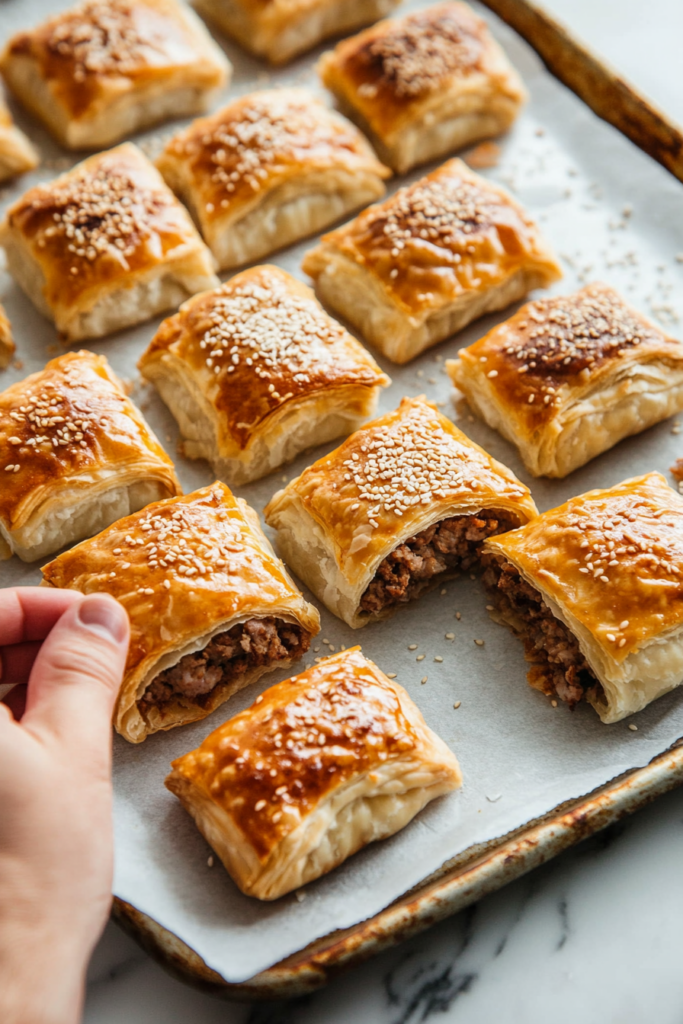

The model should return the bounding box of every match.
[139,265,390,486]
[41,483,320,742]
[448,283,683,477]
[302,157,562,364]
[318,2,527,174]
[484,472,683,722]
[0,143,219,343]
[193,0,401,66]
[0,304,15,369]
[166,646,462,900]
[156,89,391,271]
[0,0,230,150]
[0,91,38,183]
[265,394,538,627]
[0,350,180,562]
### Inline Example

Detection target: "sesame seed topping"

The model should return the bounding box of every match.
[453,701,461,709]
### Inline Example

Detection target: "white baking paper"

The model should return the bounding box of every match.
[2,0,683,985]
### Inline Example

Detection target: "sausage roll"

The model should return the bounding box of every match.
[193,0,400,66]
[0,143,219,343]
[0,91,38,183]
[42,483,320,743]
[166,646,462,900]
[138,265,390,486]
[447,283,683,478]
[156,89,390,272]
[302,158,562,364]
[0,0,230,151]
[0,304,15,370]
[318,2,527,175]
[265,395,537,628]
[0,350,180,563]
[483,473,683,723]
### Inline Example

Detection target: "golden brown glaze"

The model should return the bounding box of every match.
[0,304,14,368]
[157,89,390,225]
[266,396,537,586]
[487,473,683,659]
[2,143,202,315]
[169,647,418,860]
[3,0,220,120]
[321,2,490,136]
[42,483,320,697]
[310,158,561,318]
[454,283,683,434]
[141,266,389,449]
[0,350,178,530]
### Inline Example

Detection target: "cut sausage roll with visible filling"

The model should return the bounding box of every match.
[166,646,462,900]
[41,483,320,742]
[0,350,180,562]
[318,2,527,174]
[0,143,219,343]
[193,0,400,66]
[447,283,683,478]
[483,473,683,723]
[302,157,561,364]
[156,89,391,271]
[0,91,38,183]
[0,0,230,150]
[265,395,537,628]
[139,265,389,486]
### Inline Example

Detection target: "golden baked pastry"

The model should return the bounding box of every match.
[0,0,230,150]
[0,304,15,370]
[0,350,180,563]
[156,88,391,271]
[166,646,462,900]
[483,472,683,723]
[42,483,320,743]
[0,143,219,343]
[265,394,538,628]
[139,265,390,486]
[193,0,400,66]
[0,91,38,183]
[302,157,562,364]
[319,1,527,174]
[447,283,683,478]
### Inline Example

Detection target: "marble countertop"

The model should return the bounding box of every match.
[84,3,683,1021]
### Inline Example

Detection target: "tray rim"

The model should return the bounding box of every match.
[108,0,683,999]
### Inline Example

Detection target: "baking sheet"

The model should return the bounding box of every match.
[2,0,683,985]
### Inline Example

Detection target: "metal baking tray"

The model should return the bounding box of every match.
[3,0,683,1000]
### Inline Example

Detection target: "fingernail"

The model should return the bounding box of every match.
[77,595,128,643]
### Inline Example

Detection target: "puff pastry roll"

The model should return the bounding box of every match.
[302,158,561,364]
[0,92,38,183]
[166,646,462,900]
[0,143,219,343]
[0,304,15,370]
[0,0,230,150]
[265,395,537,628]
[0,350,180,563]
[139,265,390,486]
[483,473,683,723]
[156,89,390,271]
[194,0,400,66]
[42,483,320,743]
[447,283,683,478]
[319,2,527,175]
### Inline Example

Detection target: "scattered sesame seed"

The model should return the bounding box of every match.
[421,676,428,684]
[408,643,418,650]
[628,724,638,732]
[456,612,461,620]
[474,638,484,646]
[453,701,461,709]
[551,700,558,707]
[416,654,425,661]
[387,672,397,679]
[207,856,214,867]
[434,656,443,662]
[445,632,455,639]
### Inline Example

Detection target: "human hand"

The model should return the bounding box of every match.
[0,588,129,1024]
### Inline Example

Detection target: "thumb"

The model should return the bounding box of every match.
[23,594,130,754]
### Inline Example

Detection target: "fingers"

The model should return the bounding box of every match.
[23,594,130,756]
[2,684,26,721]
[0,641,42,686]
[0,588,82,657]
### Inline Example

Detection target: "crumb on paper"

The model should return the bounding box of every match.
[464,141,501,169]
[12,359,23,370]
[295,890,307,902]
[207,855,214,868]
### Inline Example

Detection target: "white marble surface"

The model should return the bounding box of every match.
[58,1,683,1019]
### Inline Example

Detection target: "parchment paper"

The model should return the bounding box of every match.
[2,0,683,985]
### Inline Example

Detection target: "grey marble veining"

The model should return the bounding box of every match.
[85,783,683,1023]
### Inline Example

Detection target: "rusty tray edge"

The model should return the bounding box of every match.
[112,3,683,999]
[112,740,683,1000]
